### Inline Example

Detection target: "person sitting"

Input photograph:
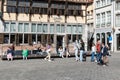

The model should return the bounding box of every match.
[36,47,43,55]
[58,46,64,58]
[22,47,28,60]
[7,47,14,61]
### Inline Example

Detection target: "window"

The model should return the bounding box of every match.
[32,7,39,14]
[4,22,9,32]
[43,24,48,33]
[96,14,100,27]
[107,0,111,4]
[37,24,42,32]
[41,8,47,14]
[50,24,54,34]
[18,23,23,32]
[78,25,82,33]
[101,0,106,6]
[10,23,16,32]
[68,10,74,16]
[24,23,29,32]
[72,25,77,34]
[101,12,105,27]
[116,14,120,27]
[96,1,100,8]
[31,23,36,32]
[18,7,29,13]
[56,24,60,33]
[67,25,72,34]
[24,34,28,43]
[106,11,111,26]
[4,34,9,43]
[61,24,65,33]
[10,34,15,43]
[116,2,120,10]
[7,6,16,13]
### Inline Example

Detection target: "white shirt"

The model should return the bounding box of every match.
[92,46,96,52]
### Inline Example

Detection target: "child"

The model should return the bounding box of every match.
[7,47,13,61]
[22,47,28,60]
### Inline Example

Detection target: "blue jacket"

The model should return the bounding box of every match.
[7,49,14,56]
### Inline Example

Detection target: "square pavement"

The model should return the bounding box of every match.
[0,52,120,80]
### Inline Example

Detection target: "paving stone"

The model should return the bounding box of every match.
[0,52,119,80]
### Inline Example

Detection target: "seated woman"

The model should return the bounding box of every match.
[7,47,14,61]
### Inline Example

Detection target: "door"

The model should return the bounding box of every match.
[56,35,63,54]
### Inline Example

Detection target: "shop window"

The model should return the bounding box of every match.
[10,34,15,43]
[117,34,120,50]
[19,34,23,43]
[24,34,28,43]
[102,33,105,44]
[37,34,41,43]
[32,34,36,44]
[4,34,9,43]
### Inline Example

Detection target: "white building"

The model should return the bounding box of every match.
[114,0,120,51]
[94,0,114,51]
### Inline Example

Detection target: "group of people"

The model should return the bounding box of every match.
[74,39,85,62]
[6,39,110,66]
[93,40,110,66]
[73,39,110,66]
[6,45,29,61]
[6,43,52,61]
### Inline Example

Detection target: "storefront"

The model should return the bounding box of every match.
[0,21,83,47]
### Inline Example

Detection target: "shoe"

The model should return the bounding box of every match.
[103,65,106,67]
[95,60,97,63]
[44,58,47,60]
[48,60,51,62]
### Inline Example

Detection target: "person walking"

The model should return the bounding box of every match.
[44,44,52,61]
[91,43,96,62]
[74,40,79,61]
[79,39,85,62]
[96,40,102,64]
[101,43,109,66]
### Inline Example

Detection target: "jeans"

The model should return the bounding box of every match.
[91,52,95,62]
[75,49,79,60]
[80,50,83,62]
[96,53,102,63]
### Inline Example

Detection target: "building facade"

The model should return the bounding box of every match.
[94,0,113,51]
[114,0,120,51]
[0,0,93,52]
[86,2,94,50]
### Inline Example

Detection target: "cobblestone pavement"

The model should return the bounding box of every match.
[0,52,120,80]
